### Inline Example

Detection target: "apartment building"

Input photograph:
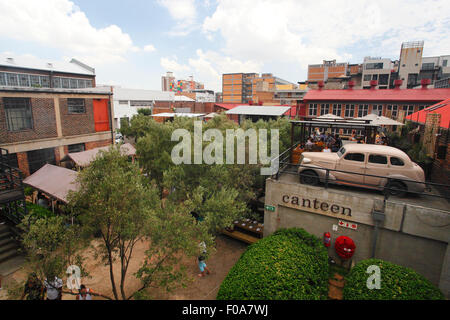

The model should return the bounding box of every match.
[397,41,424,89]
[307,60,349,82]
[361,57,394,89]
[0,55,114,176]
[222,73,257,103]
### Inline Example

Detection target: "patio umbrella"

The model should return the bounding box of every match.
[316,113,344,120]
[355,114,404,126]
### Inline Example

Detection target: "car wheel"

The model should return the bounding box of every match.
[300,170,319,186]
[385,180,407,197]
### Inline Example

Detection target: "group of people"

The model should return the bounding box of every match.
[21,273,97,300]
[305,129,343,153]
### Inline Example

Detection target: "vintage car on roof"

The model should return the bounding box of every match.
[297,144,425,196]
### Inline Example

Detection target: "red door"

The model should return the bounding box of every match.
[93,99,110,132]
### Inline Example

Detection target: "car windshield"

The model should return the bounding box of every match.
[337,147,345,158]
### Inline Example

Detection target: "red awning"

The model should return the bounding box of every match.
[405,99,450,129]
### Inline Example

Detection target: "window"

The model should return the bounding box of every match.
[332,104,342,116]
[68,78,77,89]
[443,60,448,67]
[422,62,435,70]
[363,74,371,81]
[358,104,369,117]
[67,98,86,114]
[387,105,398,118]
[52,77,61,88]
[344,104,355,118]
[372,74,378,80]
[7,73,18,86]
[3,153,18,169]
[320,104,329,115]
[390,157,405,166]
[403,105,415,116]
[119,100,129,105]
[68,143,85,153]
[372,105,383,116]
[365,63,384,70]
[369,154,387,164]
[61,78,70,88]
[309,103,318,116]
[19,74,30,87]
[0,72,6,86]
[30,75,40,87]
[344,153,365,162]
[27,148,56,174]
[379,74,389,85]
[3,98,33,131]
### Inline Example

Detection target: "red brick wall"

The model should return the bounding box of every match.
[16,152,30,177]
[85,139,112,150]
[0,97,58,144]
[60,98,96,136]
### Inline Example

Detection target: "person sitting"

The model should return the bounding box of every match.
[305,138,314,150]
[350,130,357,141]
[322,145,331,153]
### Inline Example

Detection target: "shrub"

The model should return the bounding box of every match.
[217,228,329,300]
[24,202,55,219]
[343,259,444,300]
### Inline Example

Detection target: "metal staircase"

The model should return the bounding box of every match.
[0,148,27,275]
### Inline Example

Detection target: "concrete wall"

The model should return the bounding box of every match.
[264,178,450,296]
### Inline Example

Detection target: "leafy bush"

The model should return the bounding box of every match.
[343,259,444,300]
[217,228,329,300]
[24,202,55,219]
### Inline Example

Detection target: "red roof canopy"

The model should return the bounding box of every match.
[405,99,450,129]
[303,88,450,103]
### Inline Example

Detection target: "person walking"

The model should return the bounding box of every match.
[198,256,210,277]
[21,273,44,300]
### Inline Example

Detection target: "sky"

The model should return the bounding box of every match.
[0,0,449,92]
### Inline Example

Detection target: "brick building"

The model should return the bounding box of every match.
[302,80,450,122]
[0,55,114,176]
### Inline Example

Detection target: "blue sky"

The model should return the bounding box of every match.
[0,0,449,91]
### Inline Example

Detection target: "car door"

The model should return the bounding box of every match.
[335,152,366,184]
[364,154,388,187]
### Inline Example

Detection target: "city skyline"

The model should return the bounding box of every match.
[0,0,449,92]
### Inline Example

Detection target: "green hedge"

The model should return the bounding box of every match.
[343,259,444,300]
[217,228,329,300]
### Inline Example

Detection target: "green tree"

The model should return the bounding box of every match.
[68,146,208,299]
[20,214,86,285]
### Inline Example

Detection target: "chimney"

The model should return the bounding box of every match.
[394,79,403,89]
[348,81,355,89]
[421,78,431,89]
[370,80,378,89]
[318,81,324,90]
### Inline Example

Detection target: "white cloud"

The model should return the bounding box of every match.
[188,49,262,91]
[0,0,137,65]
[203,0,450,80]
[158,0,199,36]
[143,44,156,52]
[160,56,191,74]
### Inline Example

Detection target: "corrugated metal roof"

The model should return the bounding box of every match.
[23,164,79,203]
[0,53,95,75]
[151,113,205,118]
[406,99,450,128]
[214,103,247,110]
[304,88,450,102]
[112,87,194,102]
[226,105,291,116]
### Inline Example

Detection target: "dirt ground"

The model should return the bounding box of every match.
[0,234,248,300]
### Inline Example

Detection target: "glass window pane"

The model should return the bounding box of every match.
[369,154,387,164]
